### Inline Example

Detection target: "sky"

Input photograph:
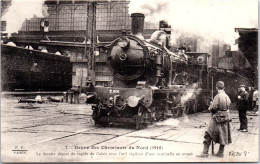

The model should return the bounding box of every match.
[128,0,258,49]
[2,0,258,49]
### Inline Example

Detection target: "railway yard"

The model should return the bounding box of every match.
[1,96,258,162]
[1,0,258,163]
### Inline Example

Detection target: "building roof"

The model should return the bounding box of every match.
[44,0,129,3]
[235,28,258,33]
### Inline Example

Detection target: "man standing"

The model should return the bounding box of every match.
[252,88,258,114]
[197,81,232,158]
[237,85,249,132]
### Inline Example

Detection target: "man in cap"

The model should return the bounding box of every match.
[237,85,249,132]
[197,81,232,158]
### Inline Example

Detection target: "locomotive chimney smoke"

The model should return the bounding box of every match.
[2,0,48,36]
[128,0,257,52]
[131,13,145,40]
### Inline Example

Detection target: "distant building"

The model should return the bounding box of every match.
[235,28,258,87]
[218,50,251,70]
[2,0,257,88]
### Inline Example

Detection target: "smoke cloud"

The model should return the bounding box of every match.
[2,0,48,36]
[128,0,258,51]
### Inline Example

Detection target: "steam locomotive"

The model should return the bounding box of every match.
[80,13,211,129]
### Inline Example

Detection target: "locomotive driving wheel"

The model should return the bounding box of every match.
[92,103,110,127]
[192,98,198,113]
[136,123,145,130]
[183,102,191,115]
[135,104,151,130]
[92,106,99,126]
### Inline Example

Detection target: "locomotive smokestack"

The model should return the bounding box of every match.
[131,13,145,40]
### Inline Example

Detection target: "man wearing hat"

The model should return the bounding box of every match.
[237,85,249,132]
[197,81,232,158]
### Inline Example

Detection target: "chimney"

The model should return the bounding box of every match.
[131,13,145,40]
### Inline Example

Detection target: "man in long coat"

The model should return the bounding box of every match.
[237,85,249,132]
[197,81,232,158]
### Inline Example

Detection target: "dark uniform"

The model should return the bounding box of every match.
[198,81,232,158]
[237,85,249,131]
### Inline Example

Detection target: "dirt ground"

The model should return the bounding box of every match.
[1,97,258,162]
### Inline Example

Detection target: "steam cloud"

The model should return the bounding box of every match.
[128,0,258,52]
[2,0,48,36]
[180,83,200,105]
[154,83,200,126]
[155,118,180,126]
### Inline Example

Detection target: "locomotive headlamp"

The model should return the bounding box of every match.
[197,56,204,64]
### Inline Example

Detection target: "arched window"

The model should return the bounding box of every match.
[58,5,72,31]
[109,3,130,30]
[74,5,88,30]
[45,5,57,31]
[96,3,109,30]
[96,2,130,31]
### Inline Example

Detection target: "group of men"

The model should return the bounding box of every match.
[197,81,258,158]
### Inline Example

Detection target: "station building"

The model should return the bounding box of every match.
[1,0,159,43]
[1,0,257,90]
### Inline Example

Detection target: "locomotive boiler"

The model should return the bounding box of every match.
[81,13,210,129]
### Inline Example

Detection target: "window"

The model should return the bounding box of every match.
[15,1,158,32]
[58,5,72,31]
[74,5,88,30]
[45,5,57,31]
[96,2,130,31]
